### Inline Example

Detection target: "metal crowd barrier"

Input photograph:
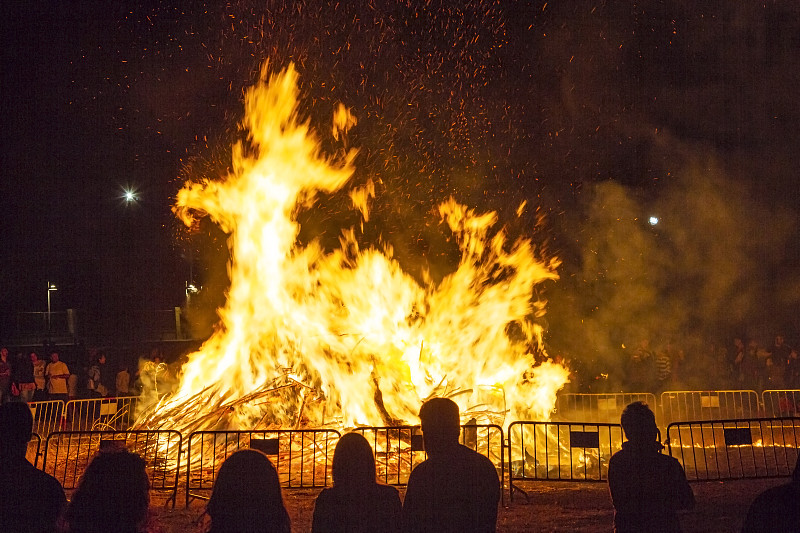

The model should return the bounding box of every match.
[507,421,624,500]
[29,400,65,438]
[666,417,800,481]
[185,429,340,507]
[352,426,424,486]
[27,432,42,468]
[43,430,182,506]
[660,390,759,425]
[555,393,657,424]
[762,390,800,418]
[64,397,139,431]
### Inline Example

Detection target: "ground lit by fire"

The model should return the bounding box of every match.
[135,64,568,434]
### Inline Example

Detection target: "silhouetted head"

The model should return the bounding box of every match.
[419,397,461,456]
[620,401,659,445]
[207,449,290,533]
[0,402,33,458]
[332,432,377,488]
[65,450,149,533]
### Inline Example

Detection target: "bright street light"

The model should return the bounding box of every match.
[648,216,659,226]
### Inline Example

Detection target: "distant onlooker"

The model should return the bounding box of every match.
[608,401,694,533]
[87,353,113,397]
[0,401,66,532]
[64,450,151,533]
[206,449,291,533]
[741,454,800,532]
[13,351,36,403]
[31,352,47,400]
[401,397,500,533]
[312,432,401,533]
[0,347,12,403]
[116,365,131,396]
[45,351,69,404]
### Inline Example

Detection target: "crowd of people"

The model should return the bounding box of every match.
[0,345,177,406]
[1,397,499,533]
[1,396,797,532]
[572,334,800,395]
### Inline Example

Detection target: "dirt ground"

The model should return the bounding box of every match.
[151,477,786,532]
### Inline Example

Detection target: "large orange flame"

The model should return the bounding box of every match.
[140,64,567,432]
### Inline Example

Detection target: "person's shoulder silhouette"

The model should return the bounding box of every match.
[312,432,401,533]
[741,454,800,533]
[0,401,66,533]
[401,397,500,533]
[64,449,150,533]
[207,448,291,533]
[608,401,694,533]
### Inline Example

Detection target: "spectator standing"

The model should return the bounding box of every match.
[628,339,654,392]
[401,397,500,533]
[116,365,131,396]
[31,351,46,401]
[206,449,291,533]
[13,351,36,403]
[654,343,672,394]
[64,450,154,533]
[45,351,69,404]
[608,402,694,532]
[0,402,66,532]
[0,347,11,403]
[735,339,760,392]
[312,432,401,533]
[86,358,101,397]
[98,353,115,397]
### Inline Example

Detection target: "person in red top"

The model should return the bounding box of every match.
[608,402,694,532]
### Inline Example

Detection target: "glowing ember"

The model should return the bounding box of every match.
[137,63,567,433]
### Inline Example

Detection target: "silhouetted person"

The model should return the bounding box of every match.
[741,453,800,532]
[64,449,151,533]
[401,397,500,533]
[207,449,291,533]
[608,401,694,533]
[0,402,66,533]
[312,432,401,533]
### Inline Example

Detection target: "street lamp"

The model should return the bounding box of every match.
[47,281,57,334]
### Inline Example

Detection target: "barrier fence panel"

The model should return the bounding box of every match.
[29,400,65,438]
[660,390,759,425]
[65,397,139,431]
[666,418,800,481]
[555,393,657,424]
[762,390,800,418]
[186,429,340,507]
[27,432,42,468]
[352,426,424,486]
[43,430,182,506]
[508,421,624,500]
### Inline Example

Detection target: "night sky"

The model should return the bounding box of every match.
[2,1,799,355]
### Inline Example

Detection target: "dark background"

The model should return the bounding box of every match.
[2,2,798,361]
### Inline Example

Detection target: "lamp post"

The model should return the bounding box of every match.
[47,281,57,335]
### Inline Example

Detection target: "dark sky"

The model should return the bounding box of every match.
[2,1,799,349]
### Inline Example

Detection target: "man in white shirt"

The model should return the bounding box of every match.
[45,352,69,404]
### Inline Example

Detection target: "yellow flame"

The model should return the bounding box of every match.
[143,63,567,432]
